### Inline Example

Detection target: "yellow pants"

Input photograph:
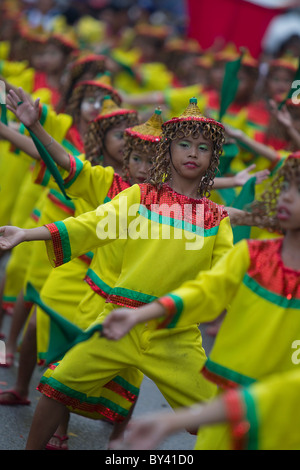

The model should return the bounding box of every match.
[38,311,217,423]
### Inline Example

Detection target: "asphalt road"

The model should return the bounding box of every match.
[0,252,214,451]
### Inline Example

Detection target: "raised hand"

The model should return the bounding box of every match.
[6,87,40,128]
[234,164,270,186]
[102,308,137,340]
[0,226,25,250]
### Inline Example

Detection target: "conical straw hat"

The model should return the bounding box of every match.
[94,95,137,121]
[163,97,224,129]
[125,108,163,142]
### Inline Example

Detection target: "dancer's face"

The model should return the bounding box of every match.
[128,150,153,184]
[277,177,300,231]
[80,90,105,122]
[103,124,128,165]
[168,133,213,184]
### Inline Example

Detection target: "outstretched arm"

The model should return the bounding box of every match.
[225,126,278,163]
[214,164,270,189]
[6,87,71,171]
[0,121,40,159]
[0,225,51,250]
[109,398,227,450]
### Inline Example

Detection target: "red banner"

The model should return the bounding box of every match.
[186,0,289,58]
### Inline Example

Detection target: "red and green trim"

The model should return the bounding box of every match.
[224,389,251,450]
[63,155,84,189]
[243,273,300,309]
[34,160,51,186]
[84,268,112,298]
[78,251,94,266]
[107,286,157,309]
[30,208,41,222]
[47,189,76,215]
[202,357,256,390]
[46,221,72,267]
[38,374,138,423]
[138,204,220,237]
[156,294,184,329]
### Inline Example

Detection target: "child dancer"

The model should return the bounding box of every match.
[1,97,233,450]
[109,368,300,450]
[102,151,300,450]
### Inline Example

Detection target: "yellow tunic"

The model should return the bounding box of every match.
[154,238,300,449]
[201,369,300,450]
[37,183,233,422]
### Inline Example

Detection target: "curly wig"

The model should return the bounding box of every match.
[147,99,225,197]
[83,97,138,166]
[241,152,300,232]
[122,108,163,181]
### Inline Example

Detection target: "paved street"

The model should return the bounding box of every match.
[0,252,214,451]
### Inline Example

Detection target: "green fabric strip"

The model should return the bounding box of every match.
[219,51,244,121]
[39,375,129,417]
[113,375,140,397]
[39,166,51,187]
[165,293,184,328]
[138,205,219,237]
[49,188,76,210]
[110,286,157,304]
[55,220,72,264]
[2,295,17,302]
[243,273,300,309]
[86,268,111,295]
[26,127,71,200]
[241,389,259,450]
[205,357,256,387]
[39,104,48,126]
[63,155,84,189]
[25,283,104,364]
[62,138,82,156]
[1,103,7,125]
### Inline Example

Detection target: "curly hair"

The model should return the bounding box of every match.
[122,136,157,181]
[147,120,225,197]
[65,84,122,124]
[239,156,300,232]
[84,112,139,166]
[56,60,106,113]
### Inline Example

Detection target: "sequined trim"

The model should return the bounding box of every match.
[138,184,228,231]
[78,253,93,266]
[246,239,300,303]
[202,358,256,390]
[34,161,47,185]
[156,294,184,329]
[47,191,75,215]
[37,382,127,423]
[63,154,76,185]
[107,287,157,309]
[84,268,111,298]
[104,380,138,403]
[107,173,130,200]
[30,208,41,222]
[45,222,71,267]
[223,390,250,450]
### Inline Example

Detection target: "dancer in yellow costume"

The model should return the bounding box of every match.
[0,77,122,356]
[109,368,300,451]
[0,97,234,450]
[34,105,160,449]
[0,93,139,449]
[102,152,300,450]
